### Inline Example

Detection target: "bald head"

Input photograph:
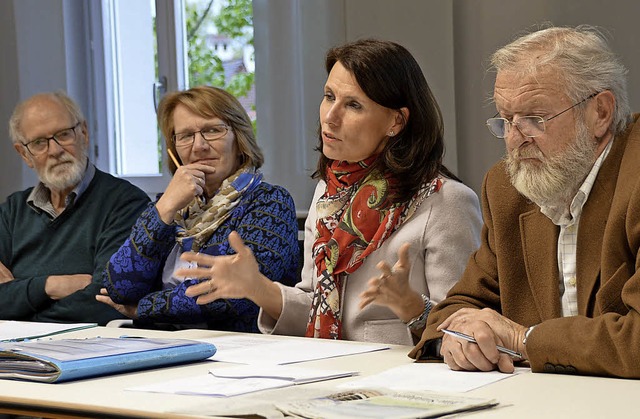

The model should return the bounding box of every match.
[9,91,85,145]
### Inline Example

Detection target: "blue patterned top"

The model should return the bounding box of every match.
[103,182,299,332]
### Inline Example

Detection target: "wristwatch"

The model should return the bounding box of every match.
[405,294,432,330]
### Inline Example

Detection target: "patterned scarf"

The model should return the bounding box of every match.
[305,157,443,339]
[175,165,263,251]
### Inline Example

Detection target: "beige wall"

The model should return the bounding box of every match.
[0,0,22,201]
[1,0,639,205]
[0,0,89,200]
[452,0,640,193]
[344,0,458,173]
[256,0,640,210]
[254,0,457,211]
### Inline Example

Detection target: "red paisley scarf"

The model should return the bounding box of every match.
[305,157,442,339]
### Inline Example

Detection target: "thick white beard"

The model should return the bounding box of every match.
[35,143,88,192]
[505,119,597,208]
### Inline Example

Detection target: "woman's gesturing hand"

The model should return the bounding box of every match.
[180,231,262,304]
[359,243,425,323]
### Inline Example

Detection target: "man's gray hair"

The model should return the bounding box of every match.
[9,91,86,144]
[491,25,631,135]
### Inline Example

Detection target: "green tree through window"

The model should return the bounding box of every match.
[186,0,254,108]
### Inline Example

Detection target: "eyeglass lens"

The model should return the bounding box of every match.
[26,126,78,154]
[487,117,545,138]
[486,93,598,139]
[174,126,228,146]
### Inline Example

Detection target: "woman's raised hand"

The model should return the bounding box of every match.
[358,243,425,323]
[155,164,216,224]
[180,231,262,304]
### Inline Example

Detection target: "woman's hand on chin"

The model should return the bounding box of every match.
[156,164,216,223]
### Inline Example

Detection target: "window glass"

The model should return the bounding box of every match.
[99,0,255,183]
[103,0,160,176]
[185,0,255,120]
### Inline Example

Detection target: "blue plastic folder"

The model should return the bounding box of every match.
[0,336,216,383]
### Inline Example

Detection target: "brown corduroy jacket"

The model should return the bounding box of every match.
[411,114,640,378]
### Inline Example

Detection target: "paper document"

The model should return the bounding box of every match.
[210,364,358,384]
[199,335,388,365]
[339,362,527,393]
[275,389,498,419]
[0,321,97,342]
[130,364,358,397]
[129,373,293,397]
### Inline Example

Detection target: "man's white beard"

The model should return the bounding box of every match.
[505,119,597,208]
[35,144,88,192]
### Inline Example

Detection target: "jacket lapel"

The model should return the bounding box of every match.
[520,209,562,319]
[577,134,627,314]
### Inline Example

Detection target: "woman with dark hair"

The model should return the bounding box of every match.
[96,86,299,332]
[180,40,482,345]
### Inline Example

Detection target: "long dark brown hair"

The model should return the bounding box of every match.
[314,39,458,203]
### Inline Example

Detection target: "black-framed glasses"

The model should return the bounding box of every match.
[172,124,230,148]
[486,92,598,139]
[22,122,81,155]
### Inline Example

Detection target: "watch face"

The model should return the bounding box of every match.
[406,296,432,330]
[407,317,427,330]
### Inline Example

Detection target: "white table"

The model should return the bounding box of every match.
[0,326,635,418]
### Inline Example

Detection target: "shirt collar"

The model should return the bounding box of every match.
[27,162,95,217]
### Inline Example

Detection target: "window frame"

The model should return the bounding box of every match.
[87,0,319,211]
[88,0,187,197]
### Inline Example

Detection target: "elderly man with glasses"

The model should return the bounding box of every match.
[410,25,640,378]
[0,91,149,324]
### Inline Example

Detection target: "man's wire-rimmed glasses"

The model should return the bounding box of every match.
[486,92,598,139]
[172,124,230,148]
[22,122,81,156]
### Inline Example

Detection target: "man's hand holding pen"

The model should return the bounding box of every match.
[437,307,528,374]
[442,329,523,358]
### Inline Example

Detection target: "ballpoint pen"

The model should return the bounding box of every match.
[441,329,523,358]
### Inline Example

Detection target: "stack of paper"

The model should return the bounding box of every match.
[129,364,358,397]
[211,364,358,384]
[199,334,388,365]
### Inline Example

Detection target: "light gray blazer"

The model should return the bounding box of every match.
[258,178,482,345]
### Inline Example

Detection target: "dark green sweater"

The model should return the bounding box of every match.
[0,168,149,325]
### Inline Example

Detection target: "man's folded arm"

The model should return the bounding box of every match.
[0,275,51,319]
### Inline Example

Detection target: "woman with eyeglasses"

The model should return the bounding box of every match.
[97,86,300,331]
[176,40,483,345]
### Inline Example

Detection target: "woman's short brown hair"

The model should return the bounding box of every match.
[158,85,263,174]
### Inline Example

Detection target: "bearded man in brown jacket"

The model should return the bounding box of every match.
[412,25,640,378]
